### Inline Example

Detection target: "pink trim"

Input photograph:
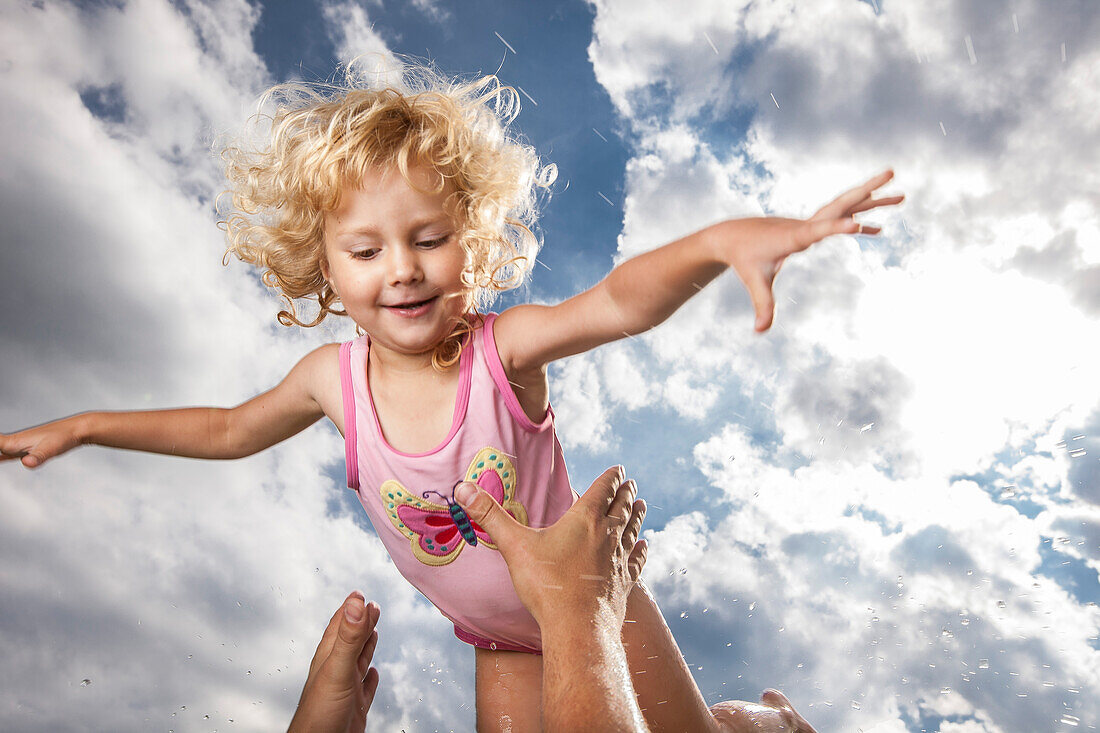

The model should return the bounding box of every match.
[454,625,542,655]
[339,340,360,491]
[364,335,473,458]
[482,313,552,433]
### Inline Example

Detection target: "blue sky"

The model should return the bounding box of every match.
[1,1,1098,731]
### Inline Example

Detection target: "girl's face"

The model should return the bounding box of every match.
[322,162,470,362]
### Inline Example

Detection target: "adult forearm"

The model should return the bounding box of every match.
[540,617,649,732]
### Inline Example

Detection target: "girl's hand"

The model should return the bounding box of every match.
[723,169,903,332]
[0,417,85,468]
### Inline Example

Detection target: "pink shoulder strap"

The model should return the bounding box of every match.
[481,313,547,432]
[339,340,360,490]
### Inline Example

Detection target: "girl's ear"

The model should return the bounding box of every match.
[320,258,338,298]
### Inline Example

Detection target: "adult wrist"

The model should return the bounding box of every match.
[538,598,623,646]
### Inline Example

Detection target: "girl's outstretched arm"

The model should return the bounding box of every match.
[0,344,336,468]
[494,170,902,374]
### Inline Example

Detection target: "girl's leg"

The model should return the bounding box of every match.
[473,646,543,732]
[622,583,816,733]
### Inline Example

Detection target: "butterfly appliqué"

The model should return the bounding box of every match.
[380,446,529,566]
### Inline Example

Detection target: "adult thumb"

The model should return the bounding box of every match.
[330,594,374,672]
[454,481,521,549]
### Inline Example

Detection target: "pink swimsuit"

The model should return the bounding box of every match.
[339,313,576,653]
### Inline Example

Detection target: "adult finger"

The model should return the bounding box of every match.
[622,499,646,551]
[627,539,648,582]
[577,465,627,515]
[454,480,525,550]
[761,689,818,733]
[607,478,637,525]
[324,593,375,676]
[362,666,381,707]
[308,594,356,677]
[356,603,381,679]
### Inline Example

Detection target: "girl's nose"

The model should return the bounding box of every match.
[387,245,423,285]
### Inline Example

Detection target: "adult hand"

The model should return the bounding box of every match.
[288,592,381,733]
[456,466,650,732]
[455,465,647,629]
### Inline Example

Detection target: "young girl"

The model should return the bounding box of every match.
[0,61,899,731]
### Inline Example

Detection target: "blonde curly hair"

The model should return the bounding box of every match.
[219,57,555,367]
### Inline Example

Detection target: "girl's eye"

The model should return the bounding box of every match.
[417,234,451,249]
[351,248,380,260]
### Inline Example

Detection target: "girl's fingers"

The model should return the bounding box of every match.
[849,194,904,215]
[816,169,894,220]
[744,272,777,332]
[802,218,858,248]
[855,224,882,235]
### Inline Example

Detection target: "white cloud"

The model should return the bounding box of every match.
[321,0,400,71]
[586,0,1100,728]
[0,2,466,730]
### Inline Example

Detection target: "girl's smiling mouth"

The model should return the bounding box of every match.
[383,296,439,317]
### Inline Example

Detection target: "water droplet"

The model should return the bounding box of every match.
[702,607,709,613]
[314,567,320,573]
[680,568,688,575]
[940,687,952,695]
[960,617,970,626]
[1061,714,1080,726]
[80,679,91,687]
[1069,448,1087,458]
[203,715,210,720]
[851,701,861,710]
[997,600,1007,609]
[680,611,688,618]
[860,422,874,433]
[748,602,756,611]
[999,486,1017,499]
[900,677,908,684]
[941,627,954,639]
